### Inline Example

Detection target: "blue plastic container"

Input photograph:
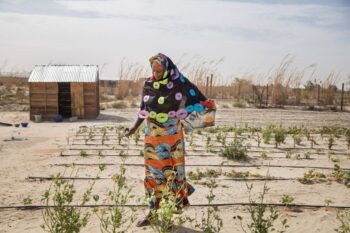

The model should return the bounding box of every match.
[53,115,63,122]
[21,122,29,127]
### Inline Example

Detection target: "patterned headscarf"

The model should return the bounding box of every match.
[149,53,179,80]
[139,53,212,123]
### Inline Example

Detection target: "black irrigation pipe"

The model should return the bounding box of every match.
[74,134,350,143]
[70,140,348,152]
[61,153,214,157]
[67,146,348,156]
[60,152,316,160]
[1,203,350,210]
[73,135,349,143]
[26,176,296,182]
[52,163,350,171]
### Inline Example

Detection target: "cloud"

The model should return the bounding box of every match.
[216,0,350,7]
[0,0,108,18]
[0,0,349,82]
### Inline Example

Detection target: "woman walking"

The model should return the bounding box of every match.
[126,53,215,227]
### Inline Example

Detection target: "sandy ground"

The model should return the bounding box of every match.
[0,107,350,233]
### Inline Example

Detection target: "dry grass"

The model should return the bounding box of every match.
[1,56,349,111]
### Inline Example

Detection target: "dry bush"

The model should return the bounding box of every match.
[270,55,295,105]
[111,101,128,109]
[320,71,338,105]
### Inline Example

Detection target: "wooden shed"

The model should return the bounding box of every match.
[28,65,100,121]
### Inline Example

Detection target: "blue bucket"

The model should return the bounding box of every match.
[53,115,63,122]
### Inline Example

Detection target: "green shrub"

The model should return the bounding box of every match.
[221,140,249,161]
[335,210,350,233]
[234,182,289,233]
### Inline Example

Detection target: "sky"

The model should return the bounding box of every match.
[0,0,349,85]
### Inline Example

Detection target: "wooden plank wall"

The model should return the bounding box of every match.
[83,83,99,119]
[29,83,58,120]
[30,81,99,121]
[96,74,100,117]
[71,83,84,118]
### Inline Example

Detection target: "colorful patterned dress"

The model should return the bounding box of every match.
[138,53,214,209]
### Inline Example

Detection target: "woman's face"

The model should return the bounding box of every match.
[152,62,164,80]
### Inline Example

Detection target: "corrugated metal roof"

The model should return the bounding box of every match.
[28,65,99,83]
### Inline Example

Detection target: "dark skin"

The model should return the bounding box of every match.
[124,117,144,137]
[125,62,164,137]
[126,62,165,227]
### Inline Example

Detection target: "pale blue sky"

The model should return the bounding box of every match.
[0,0,349,85]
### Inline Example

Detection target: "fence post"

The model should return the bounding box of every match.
[317,84,320,106]
[205,76,209,96]
[209,74,213,98]
[266,84,269,106]
[340,83,344,112]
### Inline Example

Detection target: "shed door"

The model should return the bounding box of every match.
[71,83,84,118]
[58,82,72,118]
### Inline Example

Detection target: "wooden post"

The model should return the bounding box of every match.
[45,83,47,118]
[340,83,344,112]
[317,84,320,106]
[266,84,269,106]
[210,74,213,97]
[205,76,209,96]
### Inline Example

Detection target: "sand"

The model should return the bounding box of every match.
[0,107,350,233]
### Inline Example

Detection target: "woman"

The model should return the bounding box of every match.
[126,53,215,227]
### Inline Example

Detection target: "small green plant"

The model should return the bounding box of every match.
[335,210,350,233]
[234,182,289,233]
[221,139,249,161]
[187,169,222,180]
[189,132,194,146]
[253,132,262,147]
[148,172,185,233]
[331,164,350,187]
[206,134,212,152]
[134,129,141,145]
[305,130,318,149]
[345,129,350,150]
[117,130,124,145]
[273,127,286,148]
[331,157,340,163]
[261,151,268,159]
[194,178,223,233]
[262,126,273,144]
[102,134,109,145]
[285,151,292,159]
[292,133,303,147]
[328,135,335,150]
[324,199,333,207]
[118,150,127,157]
[80,150,88,157]
[216,132,228,146]
[23,196,32,205]
[298,169,326,184]
[280,194,295,207]
[216,132,222,143]
[303,152,311,160]
[224,170,250,178]
[41,166,102,233]
[93,165,136,233]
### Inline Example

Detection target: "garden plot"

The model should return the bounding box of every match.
[0,109,350,233]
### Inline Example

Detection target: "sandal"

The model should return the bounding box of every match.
[136,217,150,227]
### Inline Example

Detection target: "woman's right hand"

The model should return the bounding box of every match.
[125,127,136,137]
